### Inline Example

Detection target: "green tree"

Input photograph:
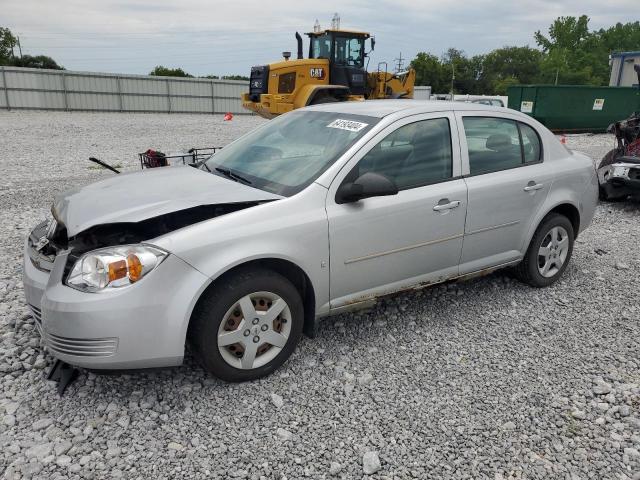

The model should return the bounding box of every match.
[534,15,602,84]
[149,66,193,77]
[11,55,63,70]
[409,52,446,91]
[0,27,17,64]
[482,46,543,91]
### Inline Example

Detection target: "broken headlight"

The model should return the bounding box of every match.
[66,245,167,292]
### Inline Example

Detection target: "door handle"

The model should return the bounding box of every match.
[433,199,461,211]
[523,182,544,192]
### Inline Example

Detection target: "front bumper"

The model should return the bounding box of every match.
[23,237,210,370]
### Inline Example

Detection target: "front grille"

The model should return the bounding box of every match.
[45,332,118,358]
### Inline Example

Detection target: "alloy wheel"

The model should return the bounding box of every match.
[217,291,291,369]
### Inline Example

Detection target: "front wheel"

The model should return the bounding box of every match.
[515,213,574,288]
[189,269,304,382]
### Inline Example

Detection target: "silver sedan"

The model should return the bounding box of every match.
[23,100,598,381]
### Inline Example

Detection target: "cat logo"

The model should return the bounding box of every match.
[310,67,325,79]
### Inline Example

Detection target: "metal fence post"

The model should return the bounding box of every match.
[211,81,215,114]
[116,75,123,112]
[61,72,69,111]
[166,79,171,113]
[1,67,10,111]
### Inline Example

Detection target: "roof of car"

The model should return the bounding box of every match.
[305,99,510,118]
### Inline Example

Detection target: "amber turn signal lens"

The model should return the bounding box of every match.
[127,254,143,282]
[108,260,128,282]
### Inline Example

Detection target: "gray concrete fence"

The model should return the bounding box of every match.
[0,66,249,114]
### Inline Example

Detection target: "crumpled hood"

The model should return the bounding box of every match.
[54,166,282,236]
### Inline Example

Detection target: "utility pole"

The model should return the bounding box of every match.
[450,61,455,97]
[394,52,404,73]
[17,36,23,58]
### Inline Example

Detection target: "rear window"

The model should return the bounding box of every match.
[462,117,542,175]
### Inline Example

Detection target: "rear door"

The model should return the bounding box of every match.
[326,112,468,307]
[457,113,553,273]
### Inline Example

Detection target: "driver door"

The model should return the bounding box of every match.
[325,113,468,308]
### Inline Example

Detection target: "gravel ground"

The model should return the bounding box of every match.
[0,111,639,480]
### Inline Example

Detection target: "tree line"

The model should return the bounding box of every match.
[148,66,249,80]
[0,27,64,69]
[2,16,639,91]
[410,16,640,94]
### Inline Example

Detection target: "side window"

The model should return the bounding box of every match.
[356,118,453,190]
[463,117,522,175]
[519,122,542,163]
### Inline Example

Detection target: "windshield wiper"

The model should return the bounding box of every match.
[214,167,252,185]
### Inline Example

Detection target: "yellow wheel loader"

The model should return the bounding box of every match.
[241,28,416,119]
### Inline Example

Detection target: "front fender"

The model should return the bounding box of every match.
[153,184,331,316]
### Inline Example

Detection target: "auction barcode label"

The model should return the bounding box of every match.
[327,119,369,132]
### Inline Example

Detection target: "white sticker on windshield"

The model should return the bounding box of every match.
[327,119,368,132]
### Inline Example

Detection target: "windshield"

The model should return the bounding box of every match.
[203,111,379,196]
[311,34,332,59]
[334,36,364,67]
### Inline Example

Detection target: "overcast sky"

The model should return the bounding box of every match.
[3,0,636,76]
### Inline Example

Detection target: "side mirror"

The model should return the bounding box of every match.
[371,37,376,51]
[336,172,398,204]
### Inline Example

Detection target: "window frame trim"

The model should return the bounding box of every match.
[331,111,463,203]
[517,121,544,165]
[456,112,545,177]
[326,111,463,205]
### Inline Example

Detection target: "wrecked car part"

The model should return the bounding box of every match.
[598,64,640,201]
[47,360,79,396]
[88,156,121,174]
[138,146,222,169]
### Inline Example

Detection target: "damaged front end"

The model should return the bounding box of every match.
[24,198,272,392]
[29,201,270,283]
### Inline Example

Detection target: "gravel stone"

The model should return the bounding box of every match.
[329,461,342,475]
[270,393,284,408]
[31,417,54,431]
[276,428,294,441]
[362,451,381,475]
[502,421,516,430]
[0,115,638,479]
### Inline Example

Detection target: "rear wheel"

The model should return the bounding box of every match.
[515,213,574,288]
[189,269,303,382]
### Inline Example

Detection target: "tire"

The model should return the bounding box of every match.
[189,268,304,382]
[310,95,339,105]
[514,213,575,288]
[599,185,627,202]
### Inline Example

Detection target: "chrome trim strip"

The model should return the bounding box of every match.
[344,233,464,265]
[467,220,520,236]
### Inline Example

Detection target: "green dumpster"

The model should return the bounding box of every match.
[507,85,640,133]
